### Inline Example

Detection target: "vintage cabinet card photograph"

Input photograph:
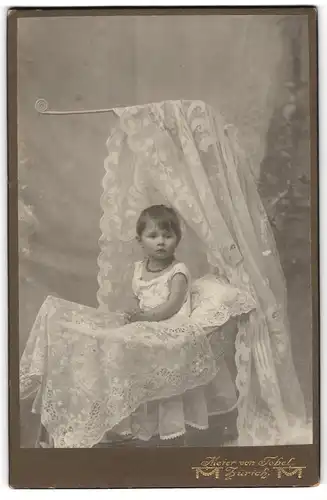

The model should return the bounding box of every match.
[8,6,319,488]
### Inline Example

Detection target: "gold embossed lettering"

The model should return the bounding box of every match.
[200,456,218,467]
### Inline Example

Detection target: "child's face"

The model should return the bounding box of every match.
[139,219,178,261]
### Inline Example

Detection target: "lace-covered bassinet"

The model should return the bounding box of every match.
[20,99,311,448]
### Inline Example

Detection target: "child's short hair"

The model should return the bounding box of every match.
[136,205,182,243]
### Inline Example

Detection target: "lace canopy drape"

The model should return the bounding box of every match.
[97,99,308,445]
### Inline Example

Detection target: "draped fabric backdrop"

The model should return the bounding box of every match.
[18,14,311,447]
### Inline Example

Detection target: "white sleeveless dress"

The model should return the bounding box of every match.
[133,260,192,317]
[113,260,212,441]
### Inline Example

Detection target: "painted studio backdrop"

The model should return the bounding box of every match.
[18,15,311,447]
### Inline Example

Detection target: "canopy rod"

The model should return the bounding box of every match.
[35,98,119,115]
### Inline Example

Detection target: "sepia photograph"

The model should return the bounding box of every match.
[14,10,315,458]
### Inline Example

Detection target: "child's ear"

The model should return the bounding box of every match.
[136,235,141,244]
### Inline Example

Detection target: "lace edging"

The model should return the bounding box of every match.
[160,429,186,440]
[192,296,256,329]
[184,421,209,431]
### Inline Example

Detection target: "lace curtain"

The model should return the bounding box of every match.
[97,99,309,445]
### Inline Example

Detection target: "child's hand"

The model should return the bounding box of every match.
[124,308,144,323]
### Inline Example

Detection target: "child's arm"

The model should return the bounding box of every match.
[124,295,142,323]
[129,273,188,323]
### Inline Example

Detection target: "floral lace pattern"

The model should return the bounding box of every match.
[20,295,221,448]
[191,274,256,330]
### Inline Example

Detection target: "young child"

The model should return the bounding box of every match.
[107,205,199,443]
[107,205,238,444]
[125,205,191,325]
